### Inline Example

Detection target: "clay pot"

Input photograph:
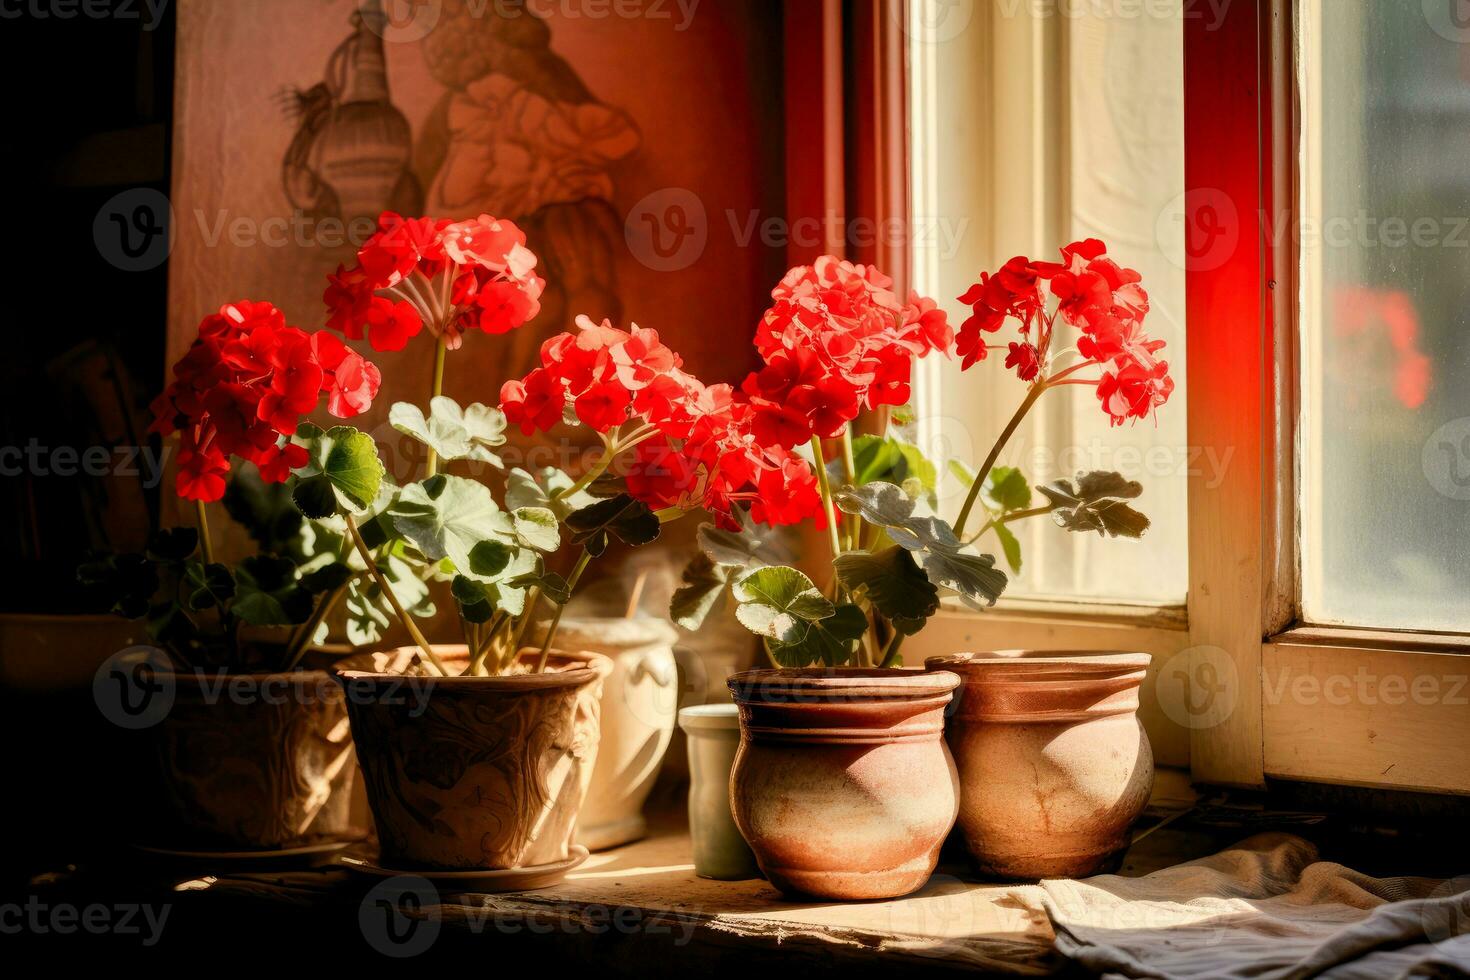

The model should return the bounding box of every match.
[927,650,1154,880]
[727,668,961,900]
[678,703,759,881]
[334,646,610,871]
[125,652,364,851]
[554,618,678,851]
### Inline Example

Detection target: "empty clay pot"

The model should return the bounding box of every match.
[127,653,364,852]
[727,668,961,900]
[927,650,1154,880]
[334,645,610,871]
[554,618,678,851]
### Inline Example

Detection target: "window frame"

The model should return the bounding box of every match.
[904,0,1470,796]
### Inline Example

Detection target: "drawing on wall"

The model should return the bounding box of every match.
[281,3,423,226]
[281,0,641,375]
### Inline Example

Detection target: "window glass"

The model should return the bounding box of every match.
[1300,2,1470,631]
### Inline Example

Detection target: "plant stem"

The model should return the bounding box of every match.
[194,499,214,565]
[535,550,592,673]
[839,427,861,550]
[424,338,448,478]
[809,435,843,559]
[878,631,905,668]
[282,578,352,671]
[344,513,448,676]
[469,612,507,676]
[954,381,1048,538]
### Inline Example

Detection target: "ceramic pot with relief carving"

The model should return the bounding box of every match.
[727,668,961,900]
[927,650,1154,880]
[334,646,610,875]
[552,618,679,851]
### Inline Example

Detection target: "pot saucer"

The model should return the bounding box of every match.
[133,839,354,866]
[337,845,589,891]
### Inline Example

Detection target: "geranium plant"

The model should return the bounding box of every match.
[662,243,1174,667]
[281,212,710,677]
[80,301,382,670]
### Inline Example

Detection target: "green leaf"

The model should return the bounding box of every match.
[183,561,235,612]
[223,465,305,555]
[232,555,311,625]
[512,506,560,552]
[565,494,660,558]
[833,549,939,635]
[766,604,868,668]
[451,574,496,623]
[466,539,513,579]
[504,466,595,520]
[730,566,835,643]
[78,553,159,618]
[341,555,435,647]
[697,515,786,570]
[146,528,198,564]
[510,568,571,607]
[390,396,507,466]
[300,562,354,594]
[922,548,1007,611]
[835,481,1008,609]
[146,600,196,647]
[290,424,384,518]
[994,522,1023,574]
[670,553,732,631]
[388,474,517,576]
[985,466,1032,513]
[1038,471,1151,538]
[830,434,938,503]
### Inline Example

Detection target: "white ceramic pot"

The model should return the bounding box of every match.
[678,703,760,881]
[556,617,679,851]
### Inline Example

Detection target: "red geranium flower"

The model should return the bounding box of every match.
[150,300,380,501]
[326,211,546,352]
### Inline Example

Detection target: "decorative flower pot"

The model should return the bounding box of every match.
[678,703,759,881]
[334,645,611,872]
[553,618,678,851]
[927,650,1154,880]
[125,650,364,853]
[727,668,962,900]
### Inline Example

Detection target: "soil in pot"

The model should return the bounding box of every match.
[927,650,1154,880]
[334,645,611,872]
[727,668,961,900]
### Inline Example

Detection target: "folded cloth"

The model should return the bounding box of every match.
[1008,832,1470,979]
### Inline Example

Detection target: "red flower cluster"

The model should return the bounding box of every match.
[622,401,828,530]
[150,301,380,502]
[955,256,1043,369]
[498,316,827,530]
[500,315,696,436]
[958,239,1174,426]
[744,256,952,448]
[325,212,545,352]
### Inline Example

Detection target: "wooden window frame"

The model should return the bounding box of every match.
[901,0,1470,796]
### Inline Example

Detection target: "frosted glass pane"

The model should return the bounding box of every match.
[908,2,1187,604]
[1301,4,1470,630]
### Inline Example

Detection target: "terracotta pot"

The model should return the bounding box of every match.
[334,645,611,870]
[678,703,760,880]
[126,653,364,851]
[727,668,961,900]
[927,650,1154,880]
[553,618,678,851]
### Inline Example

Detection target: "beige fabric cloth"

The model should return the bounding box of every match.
[1011,832,1470,979]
